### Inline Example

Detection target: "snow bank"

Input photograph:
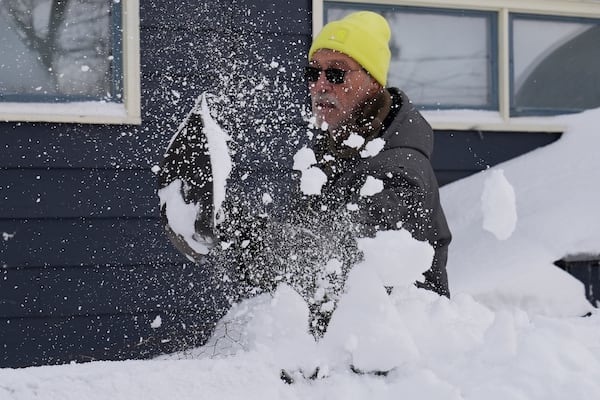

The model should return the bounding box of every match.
[145,227,600,399]
[6,96,600,400]
[442,107,600,316]
[3,288,599,400]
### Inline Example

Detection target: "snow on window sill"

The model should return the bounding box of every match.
[422,109,566,133]
[0,101,141,125]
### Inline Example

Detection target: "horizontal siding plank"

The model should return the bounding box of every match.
[431,130,561,170]
[0,218,185,267]
[0,166,302,219]
[232,0,312,35]
[0,263,229,318]
[1,310,220,368]
[140,0,311,35]
[1,168,159,219]
[0,122,164,169]
[141,26,232,78]
[140,0,230,29]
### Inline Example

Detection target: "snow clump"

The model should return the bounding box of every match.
[481,168,517,240]
[292,146,327,195]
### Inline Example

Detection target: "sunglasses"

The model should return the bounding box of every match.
[304,66,361,84]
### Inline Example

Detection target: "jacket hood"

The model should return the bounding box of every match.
[381,88,433,160]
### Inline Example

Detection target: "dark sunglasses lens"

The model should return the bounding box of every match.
[304,67,321,82]
[325,69,346,84]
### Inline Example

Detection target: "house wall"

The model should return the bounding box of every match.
[0,0,559,368]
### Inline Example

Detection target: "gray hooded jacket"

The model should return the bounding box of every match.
[311,88,451,296]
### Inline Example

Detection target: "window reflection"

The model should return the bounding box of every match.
[512,17,600,114]
[0,0,116,102]
[326,6,494,109]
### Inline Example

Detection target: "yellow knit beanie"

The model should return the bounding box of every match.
[309,11,391,87]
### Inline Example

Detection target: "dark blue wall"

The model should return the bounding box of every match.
[0,0,560,368]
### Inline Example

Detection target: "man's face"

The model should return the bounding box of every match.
[308,49,379,132]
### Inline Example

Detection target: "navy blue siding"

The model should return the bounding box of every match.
[555,258,600,307]
[0,0,562,368]
[432,130,561,186]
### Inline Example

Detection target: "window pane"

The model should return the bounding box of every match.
[325,5,495,109]
[0,0,119,102]
[511,16,600,114]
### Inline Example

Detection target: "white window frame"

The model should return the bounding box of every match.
[0,0,141,125]
[314,0,600,132]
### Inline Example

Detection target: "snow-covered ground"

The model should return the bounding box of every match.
[2,108,599,399]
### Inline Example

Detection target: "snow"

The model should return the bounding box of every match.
[481,169,517,240]
[197,94,232,226]
[150,315,163,329]
[293,147,328,195]
[158,94,232,254]
[342,133,365,149]
[292,146,317,170]
[157,179,212,255]
[360,137,385,158]
[3,288,600,399]
[298,167,328,195]
[443,107,600,316]
[356,230,433,286]
[359,175,384,197]
[4,104,600,399]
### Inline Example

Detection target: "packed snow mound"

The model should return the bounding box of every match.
[5,289,599,400]
[171,228,434,371]
[442,107,600,316]
[356,229,433,286]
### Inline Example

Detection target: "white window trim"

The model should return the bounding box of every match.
[313,0,600,132]
[0,0,141,125]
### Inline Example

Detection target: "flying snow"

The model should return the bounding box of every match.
[360,137,386,158]
[292,146,317,171]
[342,133,365,149]
[360,175,384,197]
[481,169,517,240]
[293,147,327,195]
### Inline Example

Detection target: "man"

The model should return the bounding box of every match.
[159,11,451,338]
[304,11,451,297]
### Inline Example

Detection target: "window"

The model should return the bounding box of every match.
[511,14,600,115]
[315,0,600,130]
[0,0,140,124]
[326,5,497,110]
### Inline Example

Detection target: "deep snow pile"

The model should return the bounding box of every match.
[442,107,600,316]
[2,287,599,400]
[2,109,600,399]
